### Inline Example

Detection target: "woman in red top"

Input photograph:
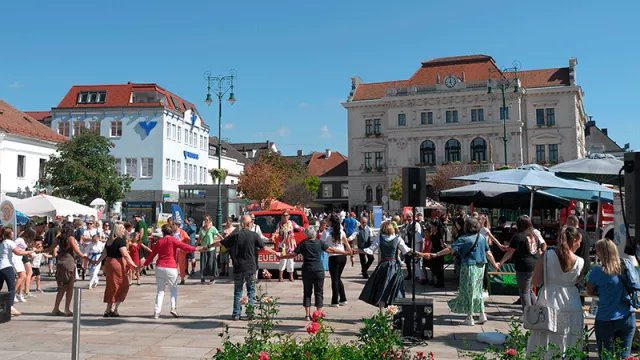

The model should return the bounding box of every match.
[142,224,204,319]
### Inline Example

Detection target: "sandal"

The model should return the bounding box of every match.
[103,310,111,317]
[63,311,73,317]
[52,310,64,316]
[304,316,311,321]
[112,311,120,317]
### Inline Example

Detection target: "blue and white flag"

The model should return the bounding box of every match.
[171,204,186,230]
[191,112,198,127]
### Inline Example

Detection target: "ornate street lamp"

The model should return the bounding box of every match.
[488,61,521,167]
[204,70,237,228]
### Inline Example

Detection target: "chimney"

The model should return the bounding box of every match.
[602,128,608,136]
[569,57,578,86]
[325,149,332,159]
[297,150,303,156]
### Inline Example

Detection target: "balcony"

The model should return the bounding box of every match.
[360,164,386,174]
[364,132,383,138]
[415,163,438,173]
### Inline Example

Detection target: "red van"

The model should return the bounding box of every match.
[253,209,309,271]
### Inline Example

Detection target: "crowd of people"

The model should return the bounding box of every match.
[0,208,638,358]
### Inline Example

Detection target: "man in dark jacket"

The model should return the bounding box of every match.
[356,216,374,278]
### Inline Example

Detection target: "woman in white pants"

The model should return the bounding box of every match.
[142,224,202,318]
[85,235,105,289]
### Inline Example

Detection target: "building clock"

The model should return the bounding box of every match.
[444,76,457,88]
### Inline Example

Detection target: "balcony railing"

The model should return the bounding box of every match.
[364,132,383,138]
[360,164,386,173]
[415,163,438,173]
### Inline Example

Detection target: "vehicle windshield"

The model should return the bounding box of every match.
[254,214,304,234]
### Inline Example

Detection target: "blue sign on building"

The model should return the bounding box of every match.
[183,151,199,160]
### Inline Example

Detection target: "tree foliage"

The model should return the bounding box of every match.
[429,164,473,197]
[303,176,320,194]
[40,128,132,206]
[237,162,284,207]
[389,175,403,201]
[282,180,317,207]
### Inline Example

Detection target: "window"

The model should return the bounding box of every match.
[184,164,188,183]
[546,108,555,125]
[470,138,487,162]
[471,109,484,122]
[165,159,170,179]
[500,106,509,120]
[421,112,433,125]
[548,144,559,163]
[445,139,461,162]
[115,158,122,176]
[322,184,333,198]
[191,165,197,184]
[89,121,100,133]
[420,140,435,165]
[184,129,188,144]
[17,155,25,178]
[192,132,197,147]
[375,152,383,169]
[536,145,546,163]
[171,97,182,111]
[58,122,70,137]
[177,126,182,142]
[141,158,153,178]
[110,121,122,137]
[172,124,177,140]
[365,186,373,203]
[73,121,85,136]
[341,184,348,198]
[397,113,406,126]
[186,164,191,183]
[177,161,181,181]
[536,109,545,125]
[374,119,381,134]
[446,110,458,123]
[166,122,171,139]
[77,91,107,104]
[171,160,176,179]
[39,158,46,180]
[364,152,372,169]
[125,158,138,178]
[365,119,372,135]
[376,185,383,205]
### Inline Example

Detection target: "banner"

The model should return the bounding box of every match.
[373,206,383,228]
[613,191,637,265]
[170,204,186,230]
[0,200,17,239]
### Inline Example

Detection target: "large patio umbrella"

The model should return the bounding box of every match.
[451,165,614,216]
[18,194,97,218]
[439,182,571,209]
[550,154,624,237]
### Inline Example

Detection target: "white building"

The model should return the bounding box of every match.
[343,55,588,212]
[50,83,211,222]
[0,100,67,198]
[207,136,249,185]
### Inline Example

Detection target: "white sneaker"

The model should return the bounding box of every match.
[153,312,160,319]
[25,293,36,298]
[170,309,179,318]
[16,295,26,303]
[462,317,475,326]
[482,291,489,299]
[329,304,340,307]
[339,301,348,306]
[477,314,488,324]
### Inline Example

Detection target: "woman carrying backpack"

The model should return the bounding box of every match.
[587,239,637,359]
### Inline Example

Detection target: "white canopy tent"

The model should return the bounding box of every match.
[17,194,97,218]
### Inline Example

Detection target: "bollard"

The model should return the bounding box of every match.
[71,287,82,360]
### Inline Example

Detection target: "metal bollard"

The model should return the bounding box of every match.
[71,287,82,360]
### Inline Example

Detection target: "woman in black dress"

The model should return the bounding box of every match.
[424,220,445,288]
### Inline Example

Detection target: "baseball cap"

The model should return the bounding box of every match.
[350,212,356,217]
[187,217,194,222]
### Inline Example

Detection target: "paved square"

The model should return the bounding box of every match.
[1,265,565,359]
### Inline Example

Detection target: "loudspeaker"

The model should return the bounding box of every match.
[393,298,433,340]
[0,292,11,324]
[624,152,640,253]
[402,167,426,208]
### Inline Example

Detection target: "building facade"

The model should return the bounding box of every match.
[50,83,210,222]
[585,120,628,158]
[0,100,67,198]
[229,141,279,160]
[343,55,588,212]
[208,136,249,185]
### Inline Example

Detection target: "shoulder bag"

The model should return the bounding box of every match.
[523,250,558,332]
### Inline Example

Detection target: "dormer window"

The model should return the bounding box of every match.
[170,97,182,111]
[77,91,107,104]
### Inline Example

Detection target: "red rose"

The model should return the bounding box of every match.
[306,321,321,334]
[258,352,270,360]
[505,349,517,356]
[312,310,326,322]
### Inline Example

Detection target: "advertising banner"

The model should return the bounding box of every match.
[0,200,17,239]
[170,204,186,230]
[372,206,383,228]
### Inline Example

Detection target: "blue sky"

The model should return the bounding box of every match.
[1,0,637,156]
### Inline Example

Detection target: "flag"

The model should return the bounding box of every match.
[171,204,186,230]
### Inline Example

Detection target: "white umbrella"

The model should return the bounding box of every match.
[90,198,107,207]
[18,194,97,218]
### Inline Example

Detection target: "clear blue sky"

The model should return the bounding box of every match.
[1,0,637,156]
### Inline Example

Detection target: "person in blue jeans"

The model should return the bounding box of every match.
[217,215,280,320]
[587,239,636,359]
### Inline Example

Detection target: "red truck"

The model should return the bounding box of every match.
[252,209,309,272]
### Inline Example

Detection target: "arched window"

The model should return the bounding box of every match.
[470,138,487,162]
[366,186,373,203]
[420,140,436,165]
[445,139,461,162]
[376,185,383,204]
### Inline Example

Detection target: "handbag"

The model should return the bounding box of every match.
[523,250,557,332]
[455,233,480,275]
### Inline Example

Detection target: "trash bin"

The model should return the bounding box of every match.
[0,292,11,323]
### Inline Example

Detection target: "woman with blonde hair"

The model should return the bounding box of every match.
[526,226,584,358]
[91,223,138,317]
[587,239,636,359]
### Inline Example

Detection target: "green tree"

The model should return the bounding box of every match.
[303,176,320,194]
[40,128,133,208]
[389,175,402,201]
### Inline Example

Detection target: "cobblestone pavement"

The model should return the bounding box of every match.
[0,264,587,359]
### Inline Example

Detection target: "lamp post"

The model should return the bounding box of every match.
[204,70,237,229]
[488,61,521,167]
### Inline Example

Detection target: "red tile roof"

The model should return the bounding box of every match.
[351,55,573,101]
[306,151,348,177]
[54,82,204,125]
[0,100,67,143]
[24,111,52,121]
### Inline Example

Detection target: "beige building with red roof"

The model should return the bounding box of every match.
[0,100,67,198]
[343,55,588,212]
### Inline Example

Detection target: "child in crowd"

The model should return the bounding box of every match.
[29,241,49,293]
[85,235,105,289]
[128,233,151,285]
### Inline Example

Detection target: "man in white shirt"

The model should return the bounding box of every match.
[339,210,346,223]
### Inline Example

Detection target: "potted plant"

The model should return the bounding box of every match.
[546,124,554,128]
[209,168,228,183]
[375,132,382,138]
